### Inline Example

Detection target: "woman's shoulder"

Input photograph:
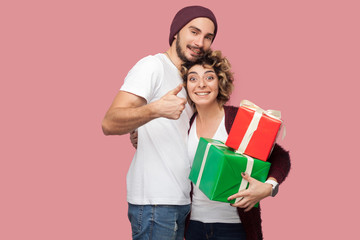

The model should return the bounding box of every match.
[224,105,239,119]
[223,105,239,133]
[188,112,198,132]
[224,105,239,113]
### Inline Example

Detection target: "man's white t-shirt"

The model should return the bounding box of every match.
[188,117,241,223]
[120,53,193,205]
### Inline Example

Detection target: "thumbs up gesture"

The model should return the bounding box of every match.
[154,84,187,120]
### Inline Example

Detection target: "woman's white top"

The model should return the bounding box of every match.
[188,116,241,223]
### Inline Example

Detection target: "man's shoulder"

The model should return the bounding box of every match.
[135,54,164,68]
[126,54,165,78]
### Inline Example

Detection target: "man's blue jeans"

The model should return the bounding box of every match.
[128,203,191,240]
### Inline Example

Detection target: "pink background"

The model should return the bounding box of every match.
[1,0,359,239]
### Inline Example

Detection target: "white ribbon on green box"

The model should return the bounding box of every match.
[235,155,254,203]
[195,143,212,187]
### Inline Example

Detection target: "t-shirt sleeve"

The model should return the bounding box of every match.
[120,55,163,103]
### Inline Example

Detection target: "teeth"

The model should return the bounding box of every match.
[190,47,200,54]
[196,92,209,96]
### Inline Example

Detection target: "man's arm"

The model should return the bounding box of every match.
[102,84,186,136]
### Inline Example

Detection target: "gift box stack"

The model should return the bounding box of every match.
[189,100,283,204]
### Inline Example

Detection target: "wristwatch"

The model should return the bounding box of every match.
[265,179,279,197]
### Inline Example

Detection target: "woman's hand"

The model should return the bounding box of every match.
[227,172,273,212]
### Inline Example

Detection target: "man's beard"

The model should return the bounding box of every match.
[176,35,204,63]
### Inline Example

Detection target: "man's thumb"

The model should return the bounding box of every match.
[167,84,183,96]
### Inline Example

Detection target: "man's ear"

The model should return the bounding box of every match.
[170,34,178,47]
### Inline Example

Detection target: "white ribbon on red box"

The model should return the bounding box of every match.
[236,100,284,154]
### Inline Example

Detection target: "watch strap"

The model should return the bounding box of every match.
[265,179,279,197]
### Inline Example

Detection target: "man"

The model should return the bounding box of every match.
[102,6,218,240]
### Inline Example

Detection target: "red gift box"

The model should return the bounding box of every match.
[225,100,283,161]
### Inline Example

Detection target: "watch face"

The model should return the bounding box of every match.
[272,184,279,197]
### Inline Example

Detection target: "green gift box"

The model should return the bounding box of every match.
[189,137,271,204]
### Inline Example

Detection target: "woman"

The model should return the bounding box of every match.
[181,50,291,240]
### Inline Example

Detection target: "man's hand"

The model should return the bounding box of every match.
[102,84,186,136]
[227,172,273,212]
[153,84,187,120]
[126,85,185,149]
[130,130,138,149]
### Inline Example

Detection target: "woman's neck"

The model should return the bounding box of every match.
[195,103,224,138]
[196,103,223,121]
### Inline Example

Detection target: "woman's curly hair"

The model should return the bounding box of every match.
[181,50,234,110]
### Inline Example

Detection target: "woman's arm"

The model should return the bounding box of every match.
[267,143,291,184]
[227,144,291,211]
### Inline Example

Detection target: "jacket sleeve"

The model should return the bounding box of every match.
[267,143,291,184]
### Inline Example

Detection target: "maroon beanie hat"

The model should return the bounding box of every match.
[169,6,218,46]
